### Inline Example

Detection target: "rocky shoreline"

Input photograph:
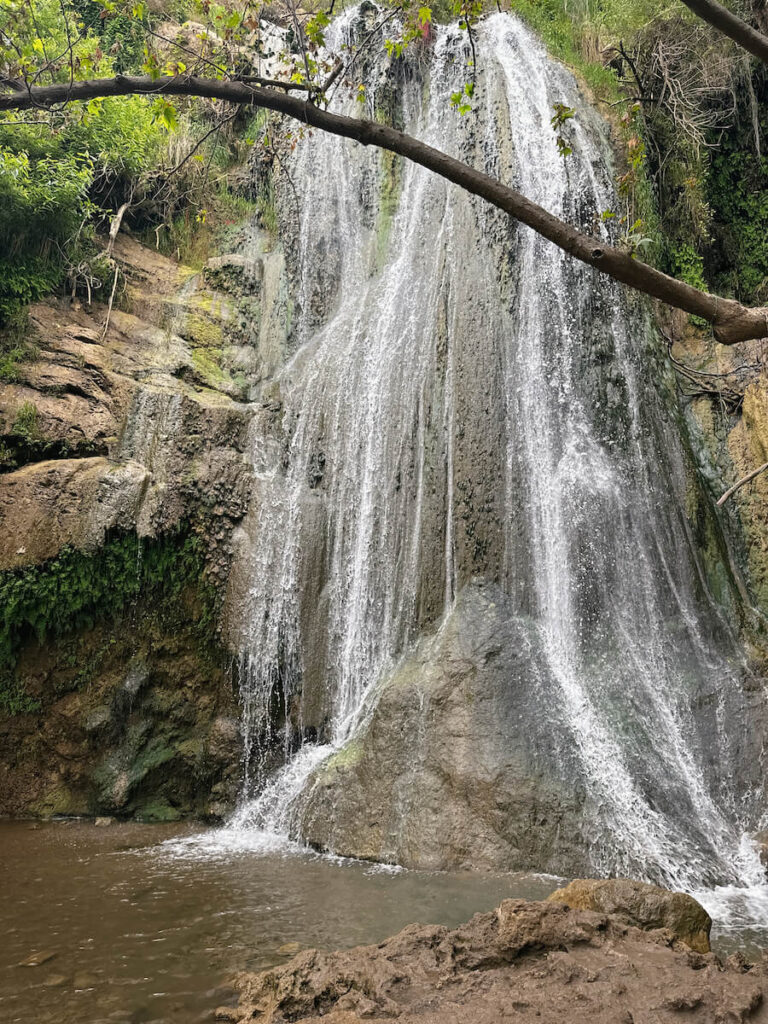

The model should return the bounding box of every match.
[221,880,767,1023]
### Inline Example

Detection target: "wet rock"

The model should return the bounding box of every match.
[204,254,263,292]
[231,897,765,1024]
[299,582,586,874]
[18,950,57,967]
[73,971,99,989]
[94,816,115,827]
[207,717,240,761]
[753,829,768,871]
[547,878,712,953]
[277,942,301,955]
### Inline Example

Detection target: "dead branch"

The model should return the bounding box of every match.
[100,262,120,341]
[106,201,130,255]
[717,461,768,505]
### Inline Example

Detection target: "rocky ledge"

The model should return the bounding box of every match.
[222,880,767,1024]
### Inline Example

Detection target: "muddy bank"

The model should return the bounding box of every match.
[226,884,768,1023]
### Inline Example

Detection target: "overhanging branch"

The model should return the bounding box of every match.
[679,0,768,66]
[1,72,767,345]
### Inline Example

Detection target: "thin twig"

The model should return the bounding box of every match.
[717,462,768,505]
[164,109,238,180]
[101,264,120,341]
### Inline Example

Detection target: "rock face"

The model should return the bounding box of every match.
[0,581,241,819]
[547,878,712,954]
[674,312,768,617]
[227,895,767,1024]
[298,582,586,874]
[0,232,281,819]
[0,235,254,572]
[297,577,765,880]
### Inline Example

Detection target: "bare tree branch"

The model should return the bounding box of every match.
[717,461,768,505]
[106,201,130,255]
[1,72,768,345]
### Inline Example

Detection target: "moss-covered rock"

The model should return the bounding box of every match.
[547,878,711,954]
[0,528,240,820]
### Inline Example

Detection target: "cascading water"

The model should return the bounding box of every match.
[219,6,768,912]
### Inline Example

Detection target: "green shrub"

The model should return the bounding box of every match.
[0,675,41,716]
[706,84,768,305]
[11,401,40,441]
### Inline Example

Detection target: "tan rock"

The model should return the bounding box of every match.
[547,877,712,953]
[232,897,763,1024]
[277,942,302,955]
[73,971,99,989]
[18,950,57,967]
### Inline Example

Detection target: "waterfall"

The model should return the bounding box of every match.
[226,7,768,895]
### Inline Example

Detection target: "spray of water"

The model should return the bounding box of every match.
[200,8,768,932]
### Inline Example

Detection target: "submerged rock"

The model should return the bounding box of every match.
[41,974,68,987]
[226,896,764,1023]
[17,950,57,967]
[547,878,712,953]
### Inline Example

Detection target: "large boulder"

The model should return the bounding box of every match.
[298,581,589,874]
[547,878,712,953]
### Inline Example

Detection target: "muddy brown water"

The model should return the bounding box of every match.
[3,820,767,1024]
[0,820,560,1024]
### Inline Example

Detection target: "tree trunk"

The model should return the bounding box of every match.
[679,0,768,65]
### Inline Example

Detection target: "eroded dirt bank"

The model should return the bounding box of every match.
[224,884,768,1023]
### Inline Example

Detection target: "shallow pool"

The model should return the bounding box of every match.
[0,820,559,1024]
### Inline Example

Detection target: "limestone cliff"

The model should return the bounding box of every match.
[0,234,266,820]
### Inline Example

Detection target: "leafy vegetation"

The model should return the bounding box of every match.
[0,0,258,322]
[0,308,35,382]
[706,72,768,304]
[1,0,767,321]
[0,526,217,674]
[504,0,768,304]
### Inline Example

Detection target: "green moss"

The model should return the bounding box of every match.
[323,739,364,773]
[0,673,41,715]
[135,799,182,823]
[375,149,402,270]
[29,784,81,818]
[191,346,225,384]
[185,310,225,348]
[127,734,178,784]
[0,526,217,673]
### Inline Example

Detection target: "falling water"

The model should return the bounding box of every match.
[226,7,768,903]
